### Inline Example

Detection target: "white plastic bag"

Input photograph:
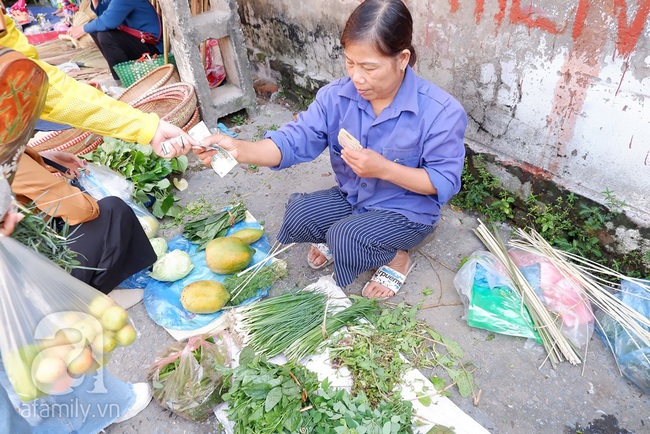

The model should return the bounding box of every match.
[0,236,137,401]
[76,163,134,201]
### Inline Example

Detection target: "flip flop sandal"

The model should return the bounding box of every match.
[362,262,415,300]
[307,243,334,270]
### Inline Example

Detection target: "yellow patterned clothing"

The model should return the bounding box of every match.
[0,14,159,145]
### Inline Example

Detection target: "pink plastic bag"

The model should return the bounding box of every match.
[509,249,594,347]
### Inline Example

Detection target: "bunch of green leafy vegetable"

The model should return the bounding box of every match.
[11,207,80,272]
[183,202,246,250]
[82,137,188,218]
[302,378,414,434]
[223,347,319,434]
[331,302,477,406]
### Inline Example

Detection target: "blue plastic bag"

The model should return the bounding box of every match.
[143,221,272,331]
[596,279,650,394]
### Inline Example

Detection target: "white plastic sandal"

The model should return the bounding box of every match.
[362,261,415,300]
[307,243,334,270]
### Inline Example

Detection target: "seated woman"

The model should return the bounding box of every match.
[11,149,156,293]
[195,0,467,300]
[1,8,194,294]
[67,0,163,81]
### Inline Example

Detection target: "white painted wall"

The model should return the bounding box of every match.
[238,0,650,226]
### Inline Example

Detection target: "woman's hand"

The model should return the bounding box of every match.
[0,209,24,237]
[341,147,389,179]
[193,134,239,167]
[41,151,87,179]
[67,25,86,40]
[150,120,197,159]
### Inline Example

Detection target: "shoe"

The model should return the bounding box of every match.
[113,382,152,424]
[307,243,334,270]
[108,289,144,309]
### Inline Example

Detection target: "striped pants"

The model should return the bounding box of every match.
[277,187,435,287]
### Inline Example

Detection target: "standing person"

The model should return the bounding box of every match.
[196,0,467,299]
[67,0,163,81]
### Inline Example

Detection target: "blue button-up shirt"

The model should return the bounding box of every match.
[266,66,467,226]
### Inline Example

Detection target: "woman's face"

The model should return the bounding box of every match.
[344,41,409,105]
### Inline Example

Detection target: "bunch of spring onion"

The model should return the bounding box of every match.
[237,289,377,360]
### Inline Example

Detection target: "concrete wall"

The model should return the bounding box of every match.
[237,0,650,228]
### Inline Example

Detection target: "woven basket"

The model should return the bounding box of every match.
[114,54,176,88]
[118,64,180,105]
[132,82,197,128]
[28,129,103,155]
[182,108,201,132]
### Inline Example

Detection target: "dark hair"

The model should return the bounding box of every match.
[340,0,417,66]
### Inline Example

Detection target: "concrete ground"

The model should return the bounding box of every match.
[105,98,649,433]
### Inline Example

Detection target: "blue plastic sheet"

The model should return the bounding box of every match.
[142,221,272,331]
[596,279,650,394]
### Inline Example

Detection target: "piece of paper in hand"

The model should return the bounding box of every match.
[188,121,212,143]
[189,121,238,177]
[338,128,362,150]
[210,148,238,177]
[160,136,185,156]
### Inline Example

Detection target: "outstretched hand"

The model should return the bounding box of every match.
[192,133,238,167]
[150,120,198,159]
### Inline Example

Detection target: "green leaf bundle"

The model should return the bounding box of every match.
[82,138,188,218]
[11,208,79,272]
[223,354,319,434]
[182,202,247,250]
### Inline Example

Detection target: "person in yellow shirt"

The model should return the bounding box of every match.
[1,5,199,431]
[1,9,196,293]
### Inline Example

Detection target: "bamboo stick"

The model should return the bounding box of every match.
[473,220,583,366]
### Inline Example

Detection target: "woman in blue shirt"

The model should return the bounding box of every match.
[67,0,162,81]
[196,0,467,299]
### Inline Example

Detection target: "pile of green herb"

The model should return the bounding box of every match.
[223,348,319,433]
[183,202,247,250]
[238,290,376,360]
[224,259,288,306]
[302,378,414,434]
[331,302,478,406]
[11,208,80,272]
[82,137,188,218]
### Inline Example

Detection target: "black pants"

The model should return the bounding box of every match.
[69,197,157,293]
[90,30,161,80]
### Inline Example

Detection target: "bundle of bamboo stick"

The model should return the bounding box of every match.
[473,220,650,370]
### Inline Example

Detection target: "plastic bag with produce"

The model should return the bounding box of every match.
[0,236,137,401]
[147,332,232,421]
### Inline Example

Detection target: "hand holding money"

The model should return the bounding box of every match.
[189,122,239,177]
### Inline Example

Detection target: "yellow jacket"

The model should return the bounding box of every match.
[0,14,159,145]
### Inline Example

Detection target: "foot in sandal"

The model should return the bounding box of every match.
[307,243,334,270]
[361,250,413,299]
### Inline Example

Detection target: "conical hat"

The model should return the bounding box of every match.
[0,47,48,183]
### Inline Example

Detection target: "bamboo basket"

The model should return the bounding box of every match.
[182,107,201,132]
[131,83,197,128]
[117,64,180,104]
[28,129,103,155]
